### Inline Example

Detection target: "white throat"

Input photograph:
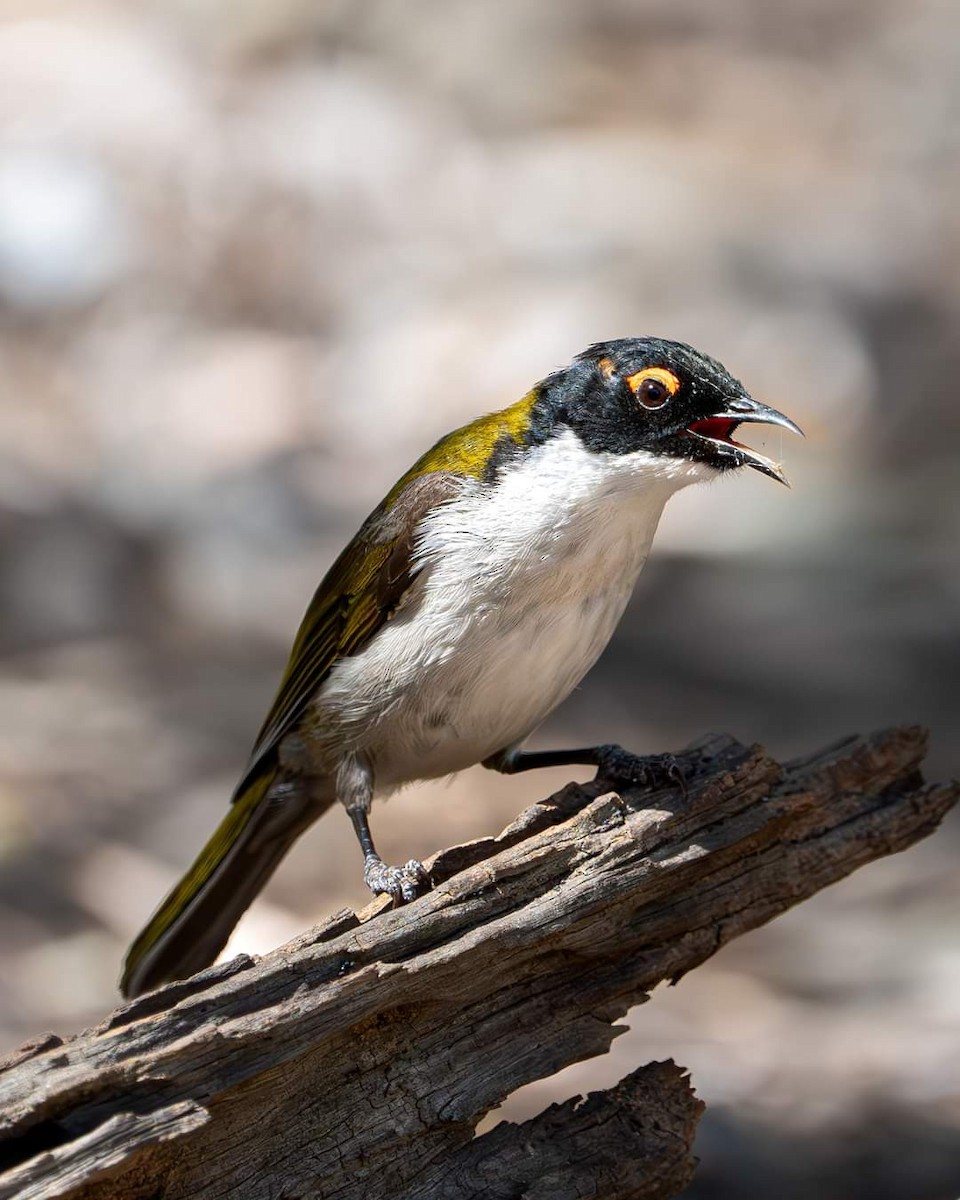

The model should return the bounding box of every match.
[420,426,714,576]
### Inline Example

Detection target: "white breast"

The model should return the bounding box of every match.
[311,428,712,795]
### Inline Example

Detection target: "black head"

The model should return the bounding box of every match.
[541,337,802,484]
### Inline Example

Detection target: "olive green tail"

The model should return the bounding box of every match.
[120,768,321,999]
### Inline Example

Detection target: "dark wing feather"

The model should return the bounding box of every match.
[234,471,462,796]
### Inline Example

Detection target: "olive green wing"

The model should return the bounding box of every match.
[234,386,541,798]
[234,470,461,796]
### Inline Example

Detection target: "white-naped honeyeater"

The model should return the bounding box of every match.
[121,336,801,998]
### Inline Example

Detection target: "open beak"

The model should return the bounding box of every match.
[686,397,804,486]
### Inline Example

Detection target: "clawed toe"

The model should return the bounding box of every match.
[363,855,428,904]
[593,746,690,796]
[663,756,689,799]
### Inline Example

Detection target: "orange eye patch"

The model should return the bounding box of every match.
[625,366,681,409]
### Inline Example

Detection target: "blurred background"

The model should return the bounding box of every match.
[0,1,958,1195]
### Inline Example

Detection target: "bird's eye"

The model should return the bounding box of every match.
[625,366,680,410]
[637,378,668,407]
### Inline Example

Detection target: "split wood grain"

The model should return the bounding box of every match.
[0,726,954,1200]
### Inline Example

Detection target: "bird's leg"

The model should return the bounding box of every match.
[483,744,690,795]
[338,753,427,903]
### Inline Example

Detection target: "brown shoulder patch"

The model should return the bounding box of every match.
[364,472,463,546]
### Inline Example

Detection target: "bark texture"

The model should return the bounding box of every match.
[0,727,955,1200]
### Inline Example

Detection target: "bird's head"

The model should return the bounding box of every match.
[549,337,802,485]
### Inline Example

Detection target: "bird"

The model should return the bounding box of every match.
[120,336,801,998]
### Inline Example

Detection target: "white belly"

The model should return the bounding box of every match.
[309,429,711,794]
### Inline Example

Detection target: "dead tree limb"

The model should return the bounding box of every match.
[0,727,955,1200]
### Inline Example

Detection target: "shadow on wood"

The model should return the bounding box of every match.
[0,727,955,1200]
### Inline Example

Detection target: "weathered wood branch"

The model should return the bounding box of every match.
[0,727,955,1200]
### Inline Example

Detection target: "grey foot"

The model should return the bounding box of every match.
[363,854,427,903]
[593,745,690,796]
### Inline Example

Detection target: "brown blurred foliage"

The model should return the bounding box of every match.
[0,2,958,1196]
